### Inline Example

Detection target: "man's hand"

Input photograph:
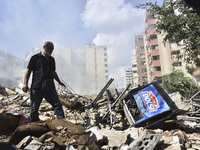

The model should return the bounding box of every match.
[23,69,31,93]
[59,81,66,88]
[22,85,29,93]
[53,71,66,88]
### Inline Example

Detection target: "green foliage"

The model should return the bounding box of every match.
[185,65,195,75]
[137,0,200,66]
[162,70,199,98]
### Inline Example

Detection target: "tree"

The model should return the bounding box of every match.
[137,0,200,66]
[162,70,199,98]
[185,65,195,75]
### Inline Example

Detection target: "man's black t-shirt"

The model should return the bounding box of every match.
[27,52,55,89]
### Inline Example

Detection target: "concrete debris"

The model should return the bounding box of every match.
[128,130,163,150]
[23,139,42,150]
[16,135,33,149]
[0,82,200,150]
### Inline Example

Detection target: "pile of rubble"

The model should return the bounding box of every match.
[1,81,200,150]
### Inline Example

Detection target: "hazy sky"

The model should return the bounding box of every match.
[0,0,163,88]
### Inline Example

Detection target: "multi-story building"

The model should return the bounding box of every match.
[144,11,163,83]
[85,44,109,94]
[124,68,134,89]
[135,35,147,85]
[131,55,139,87]
[138,10,193,84]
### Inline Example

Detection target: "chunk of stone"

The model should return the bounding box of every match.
[16,136,33,149]
[24,140,42,150]
[128,131,163,150]
[99,128,129,147]
[43,142,55,150]
[57,125,64,131]
[5,88,16,95]
[39,115,51,121]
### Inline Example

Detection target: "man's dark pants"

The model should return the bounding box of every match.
[30,87,65,122]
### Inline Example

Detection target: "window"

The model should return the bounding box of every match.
[104,53,107,56]
[132,64,137,67]
[173,62,182,67]
[152,55,160,60]
[138,38,143,42]
[171,50,180,59]
[171,50,180,55]
[149,24,156,29]
[140,46,144,49]
[104,58,107,62]
[105,70,108,73]
[105,64,108,67]
[142,76,147,81]
[148,15,155,20]
[150,71,153,77]
[140,53,145,58]
[151,45,158,50]
[141,61,146,65]
[154,66,161,72]
[141,68,147,73]
[150,34,157,40]
[133,70,137,73]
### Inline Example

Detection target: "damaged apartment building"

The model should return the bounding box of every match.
[127,9,195,87]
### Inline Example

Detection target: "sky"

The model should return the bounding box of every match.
[0,0,163,88]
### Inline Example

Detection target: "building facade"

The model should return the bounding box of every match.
[131,55,139,88]
[135,35,147,85]
[144,11,163,83]
[135,10,193,85]
[85,44,109,94]
[124,68,134,89]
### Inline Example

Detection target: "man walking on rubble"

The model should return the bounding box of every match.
[22,41,65,122]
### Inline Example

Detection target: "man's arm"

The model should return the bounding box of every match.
[52,71,66,87]
[22,69,32,92]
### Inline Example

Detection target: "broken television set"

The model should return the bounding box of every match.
[123,82,178,127]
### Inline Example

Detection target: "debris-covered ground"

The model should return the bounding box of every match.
[1,81,200,150]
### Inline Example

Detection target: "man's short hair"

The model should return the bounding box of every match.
[43,41,54,48]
